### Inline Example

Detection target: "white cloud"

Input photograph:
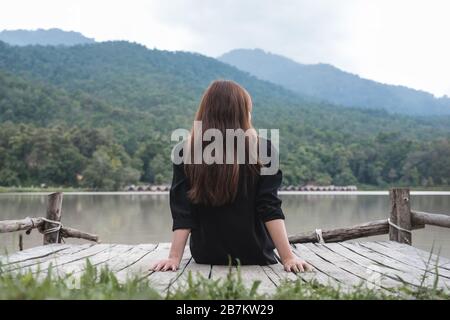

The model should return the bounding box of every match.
[0,0,449,96]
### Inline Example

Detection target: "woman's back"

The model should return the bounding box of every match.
[170,140,284,265]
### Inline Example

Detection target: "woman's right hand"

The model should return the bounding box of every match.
[150,258,180,272]
[151,229,190,272]
[282,256,313,273]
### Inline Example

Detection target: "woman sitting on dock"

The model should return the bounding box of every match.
[151,80,311,273]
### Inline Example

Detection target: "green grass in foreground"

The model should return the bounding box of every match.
[0,260,448,300]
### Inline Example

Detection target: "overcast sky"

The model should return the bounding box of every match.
[1,0,449,97]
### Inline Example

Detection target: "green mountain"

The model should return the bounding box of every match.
[0,28,95,46]
[0,40,449,189]
[219,49,450,116]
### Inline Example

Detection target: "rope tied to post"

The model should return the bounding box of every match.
[24,216,64,243]
[315,228,325,243]
[387,218,412,234]
[41,217,63,234]
[41,217,64,243]
[24,216,35,235]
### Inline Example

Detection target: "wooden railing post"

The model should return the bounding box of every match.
[389,188,412,245]
[43,192,63,245]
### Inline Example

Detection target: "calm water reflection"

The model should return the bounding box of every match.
[1,193,449,257]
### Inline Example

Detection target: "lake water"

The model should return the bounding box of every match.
[1,192,449,258]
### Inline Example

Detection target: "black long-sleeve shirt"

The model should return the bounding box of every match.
[169,146,285,265]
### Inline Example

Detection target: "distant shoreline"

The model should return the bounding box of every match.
[1,185,450,194]
[1,190,450,196]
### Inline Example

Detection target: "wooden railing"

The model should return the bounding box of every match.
[0,192,98,248]
[288,188,450,245]
[0,188,448,250]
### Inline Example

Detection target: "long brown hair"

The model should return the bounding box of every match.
[185,80,260,206]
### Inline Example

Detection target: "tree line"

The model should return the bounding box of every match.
[1,122,449,190]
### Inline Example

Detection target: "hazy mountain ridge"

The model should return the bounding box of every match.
[0,28,95,46]
[219,49,450,115]
[1,40,446,141]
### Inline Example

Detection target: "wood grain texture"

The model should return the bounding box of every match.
[1,244,71,265]
[288,219,424,244]
[289,219,390,244]
[376,241,450,270]
[340,242,450,288]
[2,244,93,273]
[309,243,395,292]
[411,210,450,228]
[22,244,114,275]
[43,192,63,244]
[0,217,44,233]
[238,265,277,294]
[60,227,99,242]
[359,241,450,279]
[389,188,412,244]
[294,243,370,291]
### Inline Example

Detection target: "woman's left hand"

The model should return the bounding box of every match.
[282,257,313,273]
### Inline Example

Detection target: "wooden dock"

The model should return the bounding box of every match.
[2,241,450,294]
[2,188,450,296]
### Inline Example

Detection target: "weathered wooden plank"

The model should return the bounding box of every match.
[148,256,192,294]
[2,244,94,273]
[376,241,450,270]
[292,252,341,288]
[113,243,174,282]
[323,243,408,281]
[292,244,357,290]
[322,242,422,296]
[206,258,283,295]
[22,244,115,275]
[208,262,278,295]
[309,243,400,292]
[0,244,71,265]
[104,244,158,272]
[340,242,448,288]
[210,265,236,282]
[269,250,323,285]
[87,245,134,266]
[169,261,211,294]
[179,261,211,279]
[116,243,190,280]
[263,259,356,295]
[57,244,158,290]
[238,265,277,294]
[262,263,299,288]
[111,243,192,294]
[264,262,301,281]
[359,241,450,279]
[55,245,134,276]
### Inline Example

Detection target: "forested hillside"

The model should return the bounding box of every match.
[0,40,449,189]
[219,49,450,116]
